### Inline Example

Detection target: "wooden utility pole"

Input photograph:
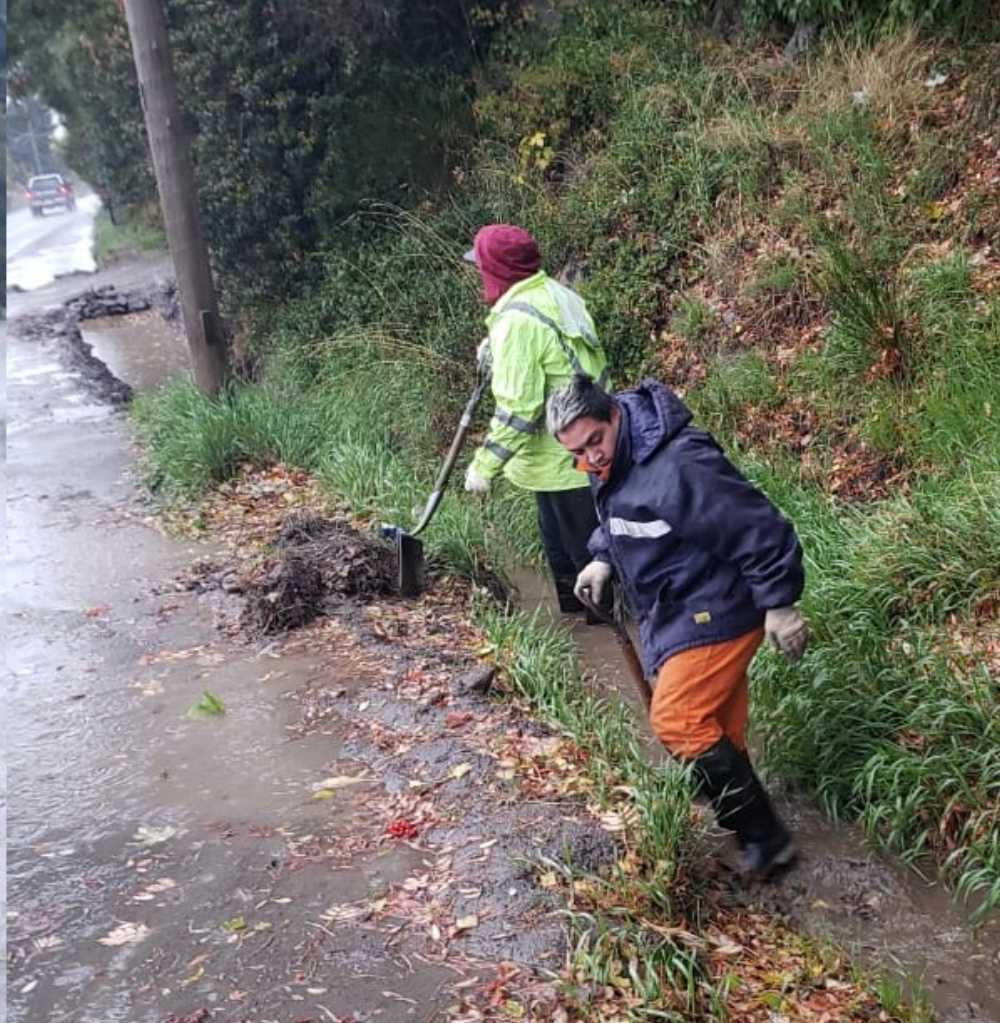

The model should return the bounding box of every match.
[123,0,227,394]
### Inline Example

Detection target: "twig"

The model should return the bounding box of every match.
[383,919,410,949]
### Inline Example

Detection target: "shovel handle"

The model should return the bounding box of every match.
[410,373,489,538]
[576,591,653,710]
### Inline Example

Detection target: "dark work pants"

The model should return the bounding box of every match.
[535,487,600,612]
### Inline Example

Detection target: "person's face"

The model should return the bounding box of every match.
[556,406,620,472]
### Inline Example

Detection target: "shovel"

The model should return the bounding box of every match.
[382,367,490,597]
[577,590,653,710]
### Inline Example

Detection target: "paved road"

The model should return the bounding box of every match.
[6,195,103,292]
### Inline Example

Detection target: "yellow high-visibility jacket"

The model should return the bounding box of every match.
[471,270,609,492]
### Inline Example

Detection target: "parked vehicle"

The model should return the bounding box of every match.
[26,174,76,216]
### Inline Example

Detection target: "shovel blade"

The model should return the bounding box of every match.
[397,531,425,597]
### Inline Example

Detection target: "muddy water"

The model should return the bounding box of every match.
[5,324,453,1023]
[513,568,1000,1023]
[80,313,190,391]
[7,334,321,1020]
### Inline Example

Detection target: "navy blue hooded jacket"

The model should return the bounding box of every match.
[586,380,804,675]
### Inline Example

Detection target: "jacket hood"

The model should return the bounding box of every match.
[491,274,602,352]
[615,379,693,464]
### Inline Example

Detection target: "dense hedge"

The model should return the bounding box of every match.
[10,0,506,305]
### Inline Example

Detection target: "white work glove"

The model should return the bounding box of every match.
[476,336,491,373]
[574,561,613,605]
[764,606,808,662]
[464,464,491,494]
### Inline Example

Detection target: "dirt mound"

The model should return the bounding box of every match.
[242,513,396,634]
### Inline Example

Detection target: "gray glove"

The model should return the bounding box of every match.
[764,606,808,662]
[574,561,613,605]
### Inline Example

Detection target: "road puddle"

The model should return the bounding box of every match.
[80,312,190,392]
[513,565,1000,1023]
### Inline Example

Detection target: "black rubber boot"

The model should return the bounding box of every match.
[690,737,796,878]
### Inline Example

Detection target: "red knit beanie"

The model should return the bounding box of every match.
[469,224,542,304]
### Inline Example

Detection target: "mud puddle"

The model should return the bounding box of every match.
[80,312,189,391]
[512,566,1000,1023]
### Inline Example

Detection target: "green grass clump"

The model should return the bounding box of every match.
[751,444,1000,917]
[92,206,166,266]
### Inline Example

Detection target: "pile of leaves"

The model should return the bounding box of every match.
[241,513,397,634]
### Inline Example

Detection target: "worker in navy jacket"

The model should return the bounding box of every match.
[546,374,808,877]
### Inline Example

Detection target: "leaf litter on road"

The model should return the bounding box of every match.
[98,921,150,946]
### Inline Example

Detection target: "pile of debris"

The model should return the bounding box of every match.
[64,284,153,321]
[241,513,397,634]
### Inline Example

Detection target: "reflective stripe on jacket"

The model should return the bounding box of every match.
[586,380,805,674]
[471,271,609,492]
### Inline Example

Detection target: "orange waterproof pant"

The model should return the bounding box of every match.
[649,627,765,758]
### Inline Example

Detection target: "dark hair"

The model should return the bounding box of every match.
[546,373,615,436]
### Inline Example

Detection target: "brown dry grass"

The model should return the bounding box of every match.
[796,30,937,131]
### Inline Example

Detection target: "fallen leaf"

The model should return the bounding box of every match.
[187,690,225,719]
[449,763,472,780]
[220,915,246,933]
[142,875,175,892]
[386,818,419,840]
[708,933,743,956]
[321,903,368,923]
[132,825,177,846]
[98,922,150,946]
[181,964,204,987]
[311,774,369,795]
[454,914,478,931]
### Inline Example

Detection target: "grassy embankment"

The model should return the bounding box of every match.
[134,3,997,1013]
[92,204,166,266]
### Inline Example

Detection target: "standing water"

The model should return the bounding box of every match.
[80,313,190,391]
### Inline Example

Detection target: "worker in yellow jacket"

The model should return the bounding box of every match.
[463,224,609,614]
